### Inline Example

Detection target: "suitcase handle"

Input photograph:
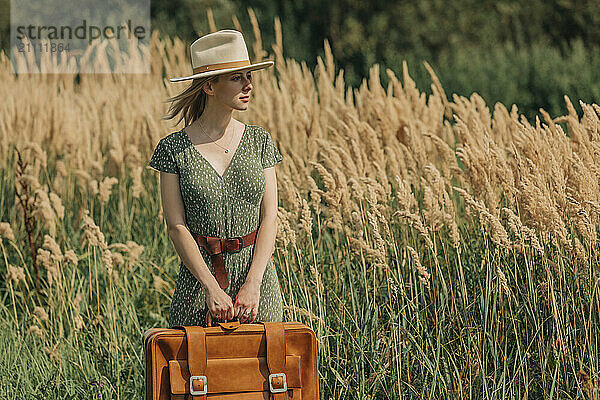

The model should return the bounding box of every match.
[206,312,242,331]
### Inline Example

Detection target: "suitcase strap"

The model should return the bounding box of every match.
[263,322,288,399]
[181,326,208,399]
[172,322,289,399]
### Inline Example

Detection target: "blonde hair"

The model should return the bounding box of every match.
[162,74,221,127]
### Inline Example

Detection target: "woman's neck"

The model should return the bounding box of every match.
[190,100,235,139]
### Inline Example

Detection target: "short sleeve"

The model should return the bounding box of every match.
[147,138,179,174]
[260,128,283,169]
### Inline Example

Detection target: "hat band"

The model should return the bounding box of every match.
[192,60,251,75]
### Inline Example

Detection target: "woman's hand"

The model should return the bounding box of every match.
[234,278,261,323]
[205,284,235,321]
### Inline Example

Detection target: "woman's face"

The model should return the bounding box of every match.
[208,69,253,110]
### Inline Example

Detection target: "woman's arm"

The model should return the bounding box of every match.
[245,166,279,286]
[159,171,220,292]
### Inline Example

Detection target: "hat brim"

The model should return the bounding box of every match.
[169,60,274,82]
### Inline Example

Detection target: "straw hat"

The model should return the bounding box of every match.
[169,29,274,82]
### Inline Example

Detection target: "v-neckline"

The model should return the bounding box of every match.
[182,123,248,180]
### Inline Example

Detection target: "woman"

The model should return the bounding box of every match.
[147,30,284,327]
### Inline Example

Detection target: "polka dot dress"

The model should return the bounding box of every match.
[147,124,284,327]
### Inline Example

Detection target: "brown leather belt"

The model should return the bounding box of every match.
[191,229,258,290]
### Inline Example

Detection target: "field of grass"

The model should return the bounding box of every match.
[0,16,598,399]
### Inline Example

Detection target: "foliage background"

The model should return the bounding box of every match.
[1,0,599,120]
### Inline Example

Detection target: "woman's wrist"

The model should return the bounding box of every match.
[204,279,222,293]
[244,272,263,287]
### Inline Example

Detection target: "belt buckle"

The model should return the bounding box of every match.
[229,236,243,253]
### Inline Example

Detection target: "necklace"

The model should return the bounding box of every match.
[197,123,235,153]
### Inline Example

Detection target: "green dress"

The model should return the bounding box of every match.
[147,124,284,327]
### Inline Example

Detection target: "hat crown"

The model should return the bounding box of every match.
[190,30,250,68]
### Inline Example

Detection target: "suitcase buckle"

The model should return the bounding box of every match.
[269,372,287,393]
[190,375,207,395]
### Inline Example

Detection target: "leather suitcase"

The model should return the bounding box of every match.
[143,318,319,399]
